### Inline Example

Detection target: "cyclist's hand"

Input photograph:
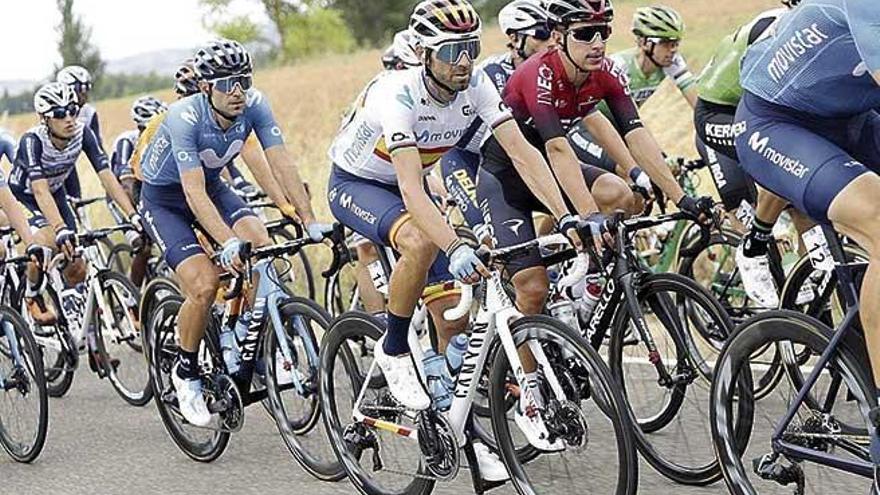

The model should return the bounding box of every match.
[26,243,51,270]
[447,242,489,284]
[677,195,715,224]
[54,227,76,260]
[577,212,612,255]
[128,213,145,234]
[220,237,247,273]
[124,229,145,253]
[306,222,334,243]
[629,167,654,200]
[557,213,583,251]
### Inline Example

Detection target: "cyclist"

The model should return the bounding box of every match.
[442,0,556,240]
[0,128,14,165]
[477,0,713,448]
[567,5,698,179]
[695,0,807,308]
[733,0,880,414]
[139,39,321,427]
[57,65,103,202]
[10,82,143,322]
[328,0,583,416]
[381,29,421,71]
[111,95,168,287]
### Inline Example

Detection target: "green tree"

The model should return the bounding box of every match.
[283,7,356,59]
[210,15,264,44]
[328,0,411,47]
[201,0,300,60]
[55,0,105,82]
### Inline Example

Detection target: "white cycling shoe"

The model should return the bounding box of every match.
[735,244,780,308]
[514,385,564,452]
[374,338,431,411]
[473,443,509,481]
[171,363,213,427]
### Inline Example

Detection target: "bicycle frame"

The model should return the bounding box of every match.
[764,224,874,478]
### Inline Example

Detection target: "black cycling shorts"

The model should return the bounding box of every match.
[693,98,756,211]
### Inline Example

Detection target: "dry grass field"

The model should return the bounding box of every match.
[0,0,779,240]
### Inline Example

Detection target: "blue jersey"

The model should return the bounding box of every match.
[9,122,108,194]
[140,90,284,186]
[740,0,880,118]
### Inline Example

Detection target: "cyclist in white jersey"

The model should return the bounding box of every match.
[328,0,587,417]
[57,65,103,201]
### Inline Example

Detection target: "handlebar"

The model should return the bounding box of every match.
[443,283,473,321]
[69,196,107,209]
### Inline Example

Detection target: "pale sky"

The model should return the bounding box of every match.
[0,0,267,80]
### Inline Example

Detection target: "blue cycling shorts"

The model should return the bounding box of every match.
[735,92,880,222]
[327,166,453,287]
[11,185,77,230]
[139,180,255,270]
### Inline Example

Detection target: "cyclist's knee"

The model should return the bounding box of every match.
[393,221,438,264]
[187,274,220,308]
[591,174,631,215]
[64,260,86,284]
[356,242,380,264]
[512,268,549,315]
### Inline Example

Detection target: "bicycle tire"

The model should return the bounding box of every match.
[147,296,230,462]
[0,305,49,463]
[490,315,639,495]
[41,285,76,398]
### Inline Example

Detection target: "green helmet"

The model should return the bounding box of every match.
[632,5,684,40]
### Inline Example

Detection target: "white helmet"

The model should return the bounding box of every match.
[131,96,168,127]
[499,0,550,35]
[57,65,93,90]
[394,30,422,67]
[409,0,482,49]
[34,82,78,115]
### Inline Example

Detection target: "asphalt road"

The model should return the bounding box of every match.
[0,360,871,495]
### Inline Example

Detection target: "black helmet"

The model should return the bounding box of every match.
[193,38,253,80]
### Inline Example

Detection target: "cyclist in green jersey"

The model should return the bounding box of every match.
[568,5,698,180]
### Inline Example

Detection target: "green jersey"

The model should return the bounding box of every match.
[697,8,786,107]
[598,47,696,118]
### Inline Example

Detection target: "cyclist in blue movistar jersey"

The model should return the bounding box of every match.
[139,39,322,426]
[57,65,103,201]
[11,82,143,321]
[734,0,880,405]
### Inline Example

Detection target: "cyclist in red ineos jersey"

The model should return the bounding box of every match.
[477,1,713,443]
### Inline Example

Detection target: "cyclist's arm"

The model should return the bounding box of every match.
[180,167,236,245]
[89,111,105,151]
[248,92,315,223]
[845,0,880,85]
[493,121,571,220]
[0,187,34,245]
[32,179,67,233]
[239,141,296,214]
[84,128,135,217]
[544,136,600,216]
[393,147,458,252]
[665,53,698,108]
[426,170,448,200]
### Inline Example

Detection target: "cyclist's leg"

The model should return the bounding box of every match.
[694,134,756,232]
[581,164,634,215]
[353,239,386,313]
[567,121,619,174]
[64,167,82,200]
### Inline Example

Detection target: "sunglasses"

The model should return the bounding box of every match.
[522,26,553,41]
[436,38,481,65]
[72,82,92,93]
[44,103,80,120]
[210,74,254,94]
[569,24,613,44]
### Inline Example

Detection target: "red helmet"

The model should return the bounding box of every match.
[545,0,613,26]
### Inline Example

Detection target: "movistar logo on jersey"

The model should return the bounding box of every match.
[180,106,199,126]
[396,86,415,110]
[342,121,375,166]
[416,128,465,143]
[748,131,809,179]
[766,23,830,84]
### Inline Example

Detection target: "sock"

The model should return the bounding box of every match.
[383,312,413,356]
[176,349,200,380]
[742,217,774,257]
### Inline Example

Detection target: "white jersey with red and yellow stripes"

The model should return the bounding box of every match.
[328,66,512,185]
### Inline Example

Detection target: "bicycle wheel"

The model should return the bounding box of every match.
[264,297,344,481]
[270,227,316,300]
[0,306,49,463]
[92,270,151,406]
[37,286,76,398]
[712,310,875,494]
[322,254,361,318]
[489,315,638,494]
[319,312,434,495]
[607,272,746,485]
[147,296,230,462]
[139,276,181,360]
[107,242,134,277]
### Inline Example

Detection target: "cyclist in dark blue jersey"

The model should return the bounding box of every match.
[139,39,322,426]
[57,65,104,201]
[734,0,880,410]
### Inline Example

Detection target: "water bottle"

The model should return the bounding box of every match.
[220,325,240,374]
[577,276,603,323]
[60,286,85,339]
[422,349,451,411]
[443,334,468,394]
[549,300,579,332]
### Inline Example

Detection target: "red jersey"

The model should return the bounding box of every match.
[502,48,642,143]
